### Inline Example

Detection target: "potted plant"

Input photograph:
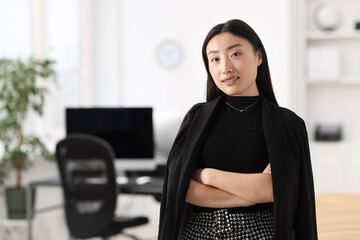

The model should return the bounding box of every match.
[0,58,56,219]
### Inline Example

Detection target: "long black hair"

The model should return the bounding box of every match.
[202,19,278,105]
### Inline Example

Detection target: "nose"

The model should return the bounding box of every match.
[221,58,232,74]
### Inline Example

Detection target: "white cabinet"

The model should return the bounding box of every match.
[304,0,360,141]
[310,141,360,195]
[294,0,360,194]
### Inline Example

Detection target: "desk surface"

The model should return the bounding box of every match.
[30,176,163,195]
[316,193,360,240]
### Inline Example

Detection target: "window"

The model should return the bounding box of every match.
[0,0,32,58]
[47,0,81,131]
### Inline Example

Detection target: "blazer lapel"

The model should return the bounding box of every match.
[262,97,289,167]
[262,97,296,239]
[176,94,224,205]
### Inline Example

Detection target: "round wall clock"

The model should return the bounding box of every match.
[156,40,183,69]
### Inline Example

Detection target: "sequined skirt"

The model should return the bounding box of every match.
[181,208,274,240]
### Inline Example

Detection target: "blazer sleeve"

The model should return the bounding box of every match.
[158,103,202,238]
[295,119,318,239]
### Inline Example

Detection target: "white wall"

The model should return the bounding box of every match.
[120,0,291,114]
[66,0,293,158]
[32,0,293,161]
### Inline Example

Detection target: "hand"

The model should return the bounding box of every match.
[262,163,271,174]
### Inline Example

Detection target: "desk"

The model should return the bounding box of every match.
[316,193,360,240]
[26,176,163,240]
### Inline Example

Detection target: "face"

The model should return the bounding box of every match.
[206,32,263,96]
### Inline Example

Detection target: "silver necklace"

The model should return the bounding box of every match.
[225,97,261,112]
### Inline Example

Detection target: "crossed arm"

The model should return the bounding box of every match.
[185,163,273,208]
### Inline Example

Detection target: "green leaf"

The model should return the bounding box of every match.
[0,57,56,188]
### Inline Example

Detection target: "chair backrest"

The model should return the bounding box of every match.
[56,133,117,238]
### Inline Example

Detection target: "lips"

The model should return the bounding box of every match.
[222,76,239,85]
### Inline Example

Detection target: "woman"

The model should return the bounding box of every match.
[158,19,317,240]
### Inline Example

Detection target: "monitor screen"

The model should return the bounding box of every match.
[66,108,154,159]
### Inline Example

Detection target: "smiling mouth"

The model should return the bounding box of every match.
[222,76,239,84]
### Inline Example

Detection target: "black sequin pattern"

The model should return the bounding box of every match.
[181,208,274,240]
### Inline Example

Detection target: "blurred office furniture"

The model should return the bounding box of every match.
[310,141,360,195]
[26,174,163,240]
[55,134,148,240]
[26,110,182,239]
[66,107,155,170]
[315,115,342,141]
[294,0,360,195]
[316,193,360,239]
[300,0,360,142]
[126,164,165,202]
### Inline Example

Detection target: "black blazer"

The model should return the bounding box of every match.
[158,94,318,240]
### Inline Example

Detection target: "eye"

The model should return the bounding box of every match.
[231,52,241,57]
[210,58,219,62]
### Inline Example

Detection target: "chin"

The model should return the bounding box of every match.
[223,89,244,96]
[223,86,259,96]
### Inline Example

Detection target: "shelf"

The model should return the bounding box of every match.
[310,140,360,150]
[307,31,360,40]
[306,76,360,85]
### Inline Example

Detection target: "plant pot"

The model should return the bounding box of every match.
[5,187,36,219]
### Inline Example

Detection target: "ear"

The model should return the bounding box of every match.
[257,51,263,66]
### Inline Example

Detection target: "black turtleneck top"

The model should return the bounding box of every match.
[193,94,273,212]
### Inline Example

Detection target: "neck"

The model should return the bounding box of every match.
[229,85,259,97]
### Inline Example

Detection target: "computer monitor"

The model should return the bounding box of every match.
[66,107,154,162]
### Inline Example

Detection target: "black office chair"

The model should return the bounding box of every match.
[56,134,148,240]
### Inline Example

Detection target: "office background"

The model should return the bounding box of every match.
[0,0,359,239]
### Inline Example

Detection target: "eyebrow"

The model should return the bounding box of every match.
[207,43,243,55]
